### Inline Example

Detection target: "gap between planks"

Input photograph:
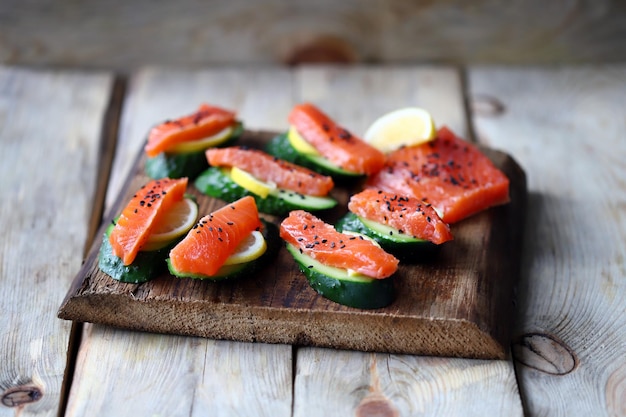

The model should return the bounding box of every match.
[57,76,127,417]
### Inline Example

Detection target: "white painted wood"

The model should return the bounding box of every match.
[292,66,524,417]
[0,66,113,416]
[66,67,295,417]
[468,65,626,417]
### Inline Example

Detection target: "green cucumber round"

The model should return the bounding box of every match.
[265,133,363,181]
[98,223,174,283]
[335,212,439,262]
[145,122,244,180]
[285,243,395,309]
[194,166,337,215]
[167,220,280,281]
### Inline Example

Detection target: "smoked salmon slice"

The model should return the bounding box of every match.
[145,104,236,158]
[348,189,453,245]
[168,196,263,277]
[280,210,399,279]
[206,146,335,196]
[109,177,188,265]
[288,103,386,176]
[366,127,510,224]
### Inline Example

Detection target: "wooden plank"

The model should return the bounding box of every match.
[64,67,294,417]
[292,66,523,416]
[2,0,626,70]
[58,131,525,359]
[468,65,626,416]
[0,66,113,416]
[294,348,522,416]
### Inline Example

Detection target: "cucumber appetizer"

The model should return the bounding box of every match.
[336,189,453,262]
[280,210,398,309]
[144,103,243,180]
[265,103,386,181]
[167,196,279,281]
[194,146,337,216]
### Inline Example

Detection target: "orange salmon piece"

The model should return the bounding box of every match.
[288,103,386,176]
[206,146,334,196]
[145,104,236,157]
[109,177,188,265]
[168,196,262,277]
[348,189,453,245]
[366,127,510,224]
[280,210,399,279]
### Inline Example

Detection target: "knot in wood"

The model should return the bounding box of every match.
[1,385,43,407]
[284,35,357,66]
[355,393,399,417]
[512,333,577,375]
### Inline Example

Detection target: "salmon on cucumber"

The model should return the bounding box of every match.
[366,126,510,224]
[266,103,386,180]
[168,196,277,280]
[109,178,189,265]
[336,189,453,262]
[280,210,399,309]
[100,177,198,283]
[144,103,243,180]
[195,146,337,215]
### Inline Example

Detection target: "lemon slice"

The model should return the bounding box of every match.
[143,198,198,251]
[364,107,436,153]
[287,126,320,155]
[230,167,276,198]
[223,230,267,265]
[167,125,234,154]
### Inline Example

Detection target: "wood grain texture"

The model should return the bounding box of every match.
[58,128,525,359]
[291,66,523,417]
[64,68,295,417]
[66,325,292,417]
[0,66,113,416]
[468,65,626,416]
[2,0,626,70]
[294,348,522,417]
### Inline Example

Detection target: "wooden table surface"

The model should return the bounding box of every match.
[1,64,624,417]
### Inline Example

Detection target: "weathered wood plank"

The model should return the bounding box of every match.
[468,65,626,416]
[295,349,522,416]
[2,0,626,70]
[292,66,524,416]
[0,66,113,416]
[65,67,294,417]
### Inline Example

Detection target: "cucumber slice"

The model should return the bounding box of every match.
[285,243,395,309]
[145,151,208,180]
[335,212,439,262]
[272,189,336,211]
[167,220,280,281]
[194,167,337,215]
[98,223,173,283]
[265,133,363,181]
[145,122,244,180]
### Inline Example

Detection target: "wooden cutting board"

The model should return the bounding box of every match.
[58,130,526,359]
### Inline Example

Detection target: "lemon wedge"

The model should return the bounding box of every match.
[144,197,198,250]
[168,125,234,154]
[364,107,436,153]
[230,167,276,198]
[223,230,267,265]
[287,126,320,155]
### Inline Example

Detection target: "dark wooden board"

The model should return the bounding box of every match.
[58,130,526,359]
